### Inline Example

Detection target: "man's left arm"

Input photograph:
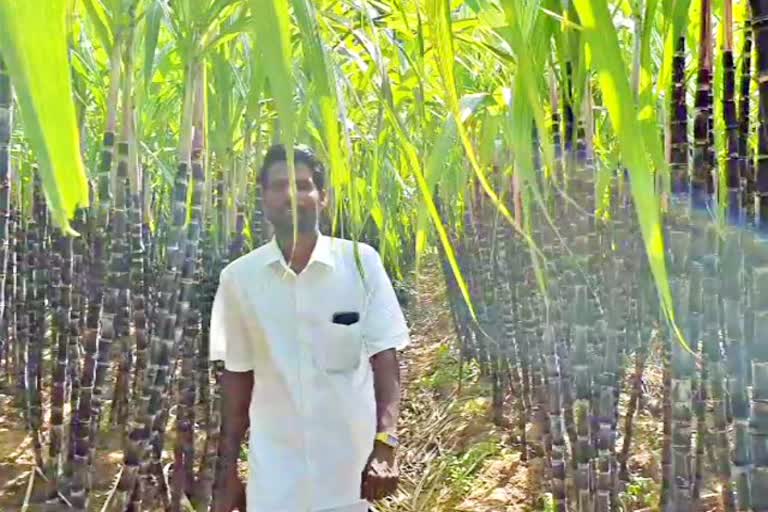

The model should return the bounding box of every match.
[372,348,401,436]
[360,248,410,502]
[363,348,401,501]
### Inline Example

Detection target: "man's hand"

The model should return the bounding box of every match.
[361,442,399,502]
[213,472,247,512]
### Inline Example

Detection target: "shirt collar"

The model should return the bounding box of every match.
[264,233,335,270]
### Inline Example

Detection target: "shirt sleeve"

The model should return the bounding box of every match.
[208,269,255,372]
[361,247,410,356]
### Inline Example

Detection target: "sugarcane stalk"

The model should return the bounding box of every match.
[499,212,526,450]
[740,8,754,218]
[691,265,707,508]
[172,61,207,510]
[721,229,752,510]
[13,195,26,407]
[702,273,736,510]
[725,0,741,222]
[746,3,768,510]
[692,0,715,207]
[571,282,593,512]
[563,61,575,189]
[549,68,563,216]
[194,255,219,510]
[130,169,149,414]
[116,56,198,511]
[69,32,121,510]
[659,330,673,509]
[666,220,694,511]
[618,336,649,481]
[2,190,16,385]
[670,36,689,194]
[0,55,12,374]
[45,231,73,503]
[63,212,87,498]
[751,0,768,228]
[742,115,768,512]
[108,1,139,430]
[26,177,46,471]
[594,323,618,512]
[543,318,567,511]
[124,196,146,417]
[747,253,768,510]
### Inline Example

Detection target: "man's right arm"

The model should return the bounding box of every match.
[219,369,253,477]
[210,270,256,511]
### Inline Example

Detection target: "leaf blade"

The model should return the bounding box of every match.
[0,0,89,232]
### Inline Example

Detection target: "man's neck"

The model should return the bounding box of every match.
[275,230,319,274]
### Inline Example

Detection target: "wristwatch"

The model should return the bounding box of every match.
[375,432,399,449]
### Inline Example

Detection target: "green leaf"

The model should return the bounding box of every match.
[478,112,500,167]
[251,0,297,232]
[205,0,246,30]
[572,0,686,351]
[437,0,549,296]
[144,0,164,91]
[202,19,252,55]
[487,0,554,168]
[82,0,114,52]
[0,0,89,233]
[292,0,353,225]
[657,0,692,95]
[245,43,266,118]
[383,102,478,323]
[637,0,666,176]
[251,0,293,143]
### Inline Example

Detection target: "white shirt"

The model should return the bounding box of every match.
[209,234,410,512]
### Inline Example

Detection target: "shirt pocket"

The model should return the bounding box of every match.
[315,321,363,373]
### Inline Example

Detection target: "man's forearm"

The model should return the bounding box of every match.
[219,369,253,476]
[370,349,401,433]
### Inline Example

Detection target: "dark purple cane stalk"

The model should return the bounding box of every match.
[0,56,12,375]
[691,0,715,209]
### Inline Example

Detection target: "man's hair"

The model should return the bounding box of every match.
[259,144,326,191]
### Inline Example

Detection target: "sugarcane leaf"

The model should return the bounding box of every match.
[82,0,114,52]
[638,0,666,175]
[383,102,477,322]
[491,0,554,167]
[206,0,245,26]
[201,18,252,55]
[292,0,352,196]
[449,0,549,293]
[251,0,300,242]
[251,0,293,142]
[200,0,250,55]
[0,0,89,233]
[144,0,164,91]
[245,47,266,120]
[657,0,691,103]
[478,112,500,167]
[572,0,688,351]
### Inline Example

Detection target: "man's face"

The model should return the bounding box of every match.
[263,161,326,235]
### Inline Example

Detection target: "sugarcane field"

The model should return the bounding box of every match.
[5,0,768,510]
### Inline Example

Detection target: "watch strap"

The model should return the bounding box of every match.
[374,432,399,448]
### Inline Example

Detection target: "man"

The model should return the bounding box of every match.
[209,144,409,512]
